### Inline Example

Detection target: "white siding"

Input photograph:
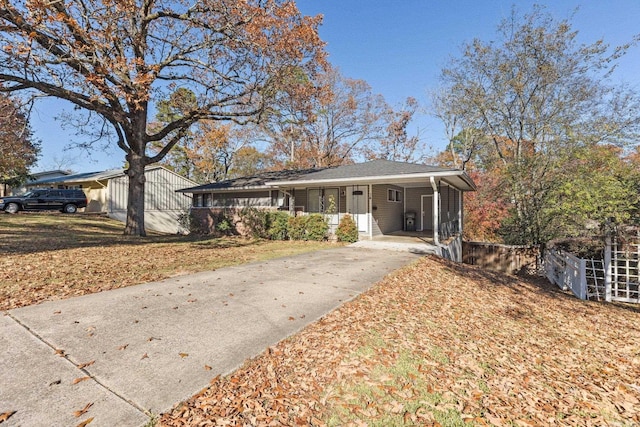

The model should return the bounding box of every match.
[107,167,196,233]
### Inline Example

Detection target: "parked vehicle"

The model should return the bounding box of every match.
[0,189,88,214]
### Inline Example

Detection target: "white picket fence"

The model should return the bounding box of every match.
[544,237,640,303]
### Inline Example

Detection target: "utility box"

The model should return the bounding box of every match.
[405,211,416,231]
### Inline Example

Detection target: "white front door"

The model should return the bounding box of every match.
[346,185,369,235]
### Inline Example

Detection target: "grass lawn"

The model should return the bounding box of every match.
[0,213,336,311]
[160,256,640,426]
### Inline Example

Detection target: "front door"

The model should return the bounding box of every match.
[346,185,369,235]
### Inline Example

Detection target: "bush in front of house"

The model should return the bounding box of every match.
[266,211,290,240]
[214,211,236,235]
[335,213,359,242]
[238,207,269,238]
[288,214,329,241]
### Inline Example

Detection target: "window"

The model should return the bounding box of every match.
[203,193,212,207]
[307,188,339,213]
[388,188,402,203]
[193,194,203,207]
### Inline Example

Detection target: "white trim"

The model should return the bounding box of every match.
[430,177,439,245]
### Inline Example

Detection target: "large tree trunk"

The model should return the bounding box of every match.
[124,111,149,236]
[124,153,146,236]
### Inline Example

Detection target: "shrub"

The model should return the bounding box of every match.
[266,211,290,240]
[238,207,269,238]
[305,214,329,241]
[214,212,236,235]
[288,214,328,241]
[335,214,359,242]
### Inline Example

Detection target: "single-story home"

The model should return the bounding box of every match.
[2,169,71,197]
[177,160,476,248]
[28,165,196,233]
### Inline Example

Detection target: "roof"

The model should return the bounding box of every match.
[270,160,476,191]
[280,160,453,181]
[30,170,72,179]
[179,160,477,193]
[30,169,126,185]
[28,164,192,186]
[177,168,324,193]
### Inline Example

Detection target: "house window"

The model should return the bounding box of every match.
[193,194,203,207]
[203,193,212,207]
[388,189,402,203]
[308,188,339,213]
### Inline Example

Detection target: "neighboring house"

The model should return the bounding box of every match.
[2,170,72,197]
[177,160,476,248]
[28,165,196,234]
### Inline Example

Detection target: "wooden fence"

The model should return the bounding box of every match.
[462,241,539,275]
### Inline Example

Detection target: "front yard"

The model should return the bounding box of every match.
[3,213,639,426]
[160,256,640,426]
[0,213,334,311]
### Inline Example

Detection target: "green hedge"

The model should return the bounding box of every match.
[239,208,328,241]
[288,214,329,241]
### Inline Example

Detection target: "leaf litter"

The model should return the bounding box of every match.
[160,256,640,426]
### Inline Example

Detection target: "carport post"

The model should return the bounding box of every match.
[430,177,439,245]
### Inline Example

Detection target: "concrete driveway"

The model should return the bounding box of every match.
[0,246,421,426]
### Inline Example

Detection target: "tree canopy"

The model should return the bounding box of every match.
[0,0,326,235]
[0,91,39,187]
[434,6,640,245]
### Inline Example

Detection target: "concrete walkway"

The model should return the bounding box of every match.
[0,246,421,426]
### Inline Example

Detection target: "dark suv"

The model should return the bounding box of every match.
[0,189,88,214]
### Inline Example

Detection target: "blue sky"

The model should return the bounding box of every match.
[30,0,640,172]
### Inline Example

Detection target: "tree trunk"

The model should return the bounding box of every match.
[124,153,147,236]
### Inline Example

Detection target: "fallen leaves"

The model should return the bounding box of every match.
[76,418,93,427]
[73,402,93,418]
[159,256,640,426]
[72,376,90,385]
[77,360,95,369]
[0,214,334,311]
[0,411,16,423]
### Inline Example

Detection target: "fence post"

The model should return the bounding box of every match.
[604,232,612,302]
[579,258,587,300]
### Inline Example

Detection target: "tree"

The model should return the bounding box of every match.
[150,88,199,180]
[545,144,640,237]
[263,66,389,169]
[0,0,325,235]
[435,6,640,244]
[362,97,424,163]
[187,121,258,182]
[0,91,39,188]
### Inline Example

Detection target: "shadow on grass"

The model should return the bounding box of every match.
[425,254,640,315]
[0,212,255,255]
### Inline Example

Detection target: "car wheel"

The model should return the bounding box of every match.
[4,202,19,214]
[63,204,78,214]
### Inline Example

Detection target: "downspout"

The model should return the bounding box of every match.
[458,189,463,237]
[430,177,439,246]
